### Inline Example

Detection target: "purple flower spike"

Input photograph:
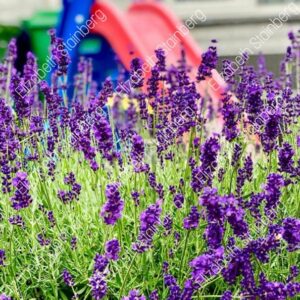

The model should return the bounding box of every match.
[122,290,146,300]
[180,279,200,299]
[231,143,242,167]
[149,290,159,300]
[71,236,77,250]
[173,193,184,209]
[105,239,120,261]
[278,142,295,174]
[89,271,107,300]
[0,294,11,300]
[93,254,109,273]
[6,38,17,62]
[132,200,162,253]
[164,274,181,299]
[93,115,115,161]
[58,172,81,204]
[282,218,300,252]
[10,171,32,210]
[197,41,218,81]
[37,233,51,246]
[0,250,6,266]
[62,269,74,287]
[130,58,144,89]
[130,134,147,172]
[189,247,224,283]
[9,215,25,229]
[49,29,70,76]
[131,191,140,206]
[183,206,200,230]
[191,135,220,192]
[155,48,166,72]
[100,183,124,226]
[221,291,232,300]
[222,95,240,141]
[263,173,284,218]
[163,214,173,236]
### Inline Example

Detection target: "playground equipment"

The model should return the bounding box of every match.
[23,11,59,68]
[57,0,226,100]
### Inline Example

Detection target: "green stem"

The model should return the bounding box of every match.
[119,252,137,298]
[179,230,191,283]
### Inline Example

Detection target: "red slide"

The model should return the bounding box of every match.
[91,0,226,101]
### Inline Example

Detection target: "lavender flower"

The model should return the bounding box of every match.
[222,94,240,141]
[173,193,184,209]
[163,214,173,236]
[93,115,115,161]
[58,172,81,203]
[246,83,264,125]
[71,236,77,250]
[164,274,181,299]
[256,273,300,299]
[282,218,300,252]
[263,173,284,218]
[0,250,6,266]
[236,155,253,195]
[10,171,32,210]
[222,247,256,294]
[105,239,120,261]
[130,134,147,172]
[37,233,51,246]
[6,38,17,62]
[260,109,282,153]
[47,211,56,227]
[9,215,25,228]
[183,206,200,230]
[100,183,124,225]
[62,269,74,287]
[122,290,146,300]
[155,48,166,72]
[191,135,220,192]
[149,290,159,300]
[93,254,109,273]
[288,265,299,282]
[130,58,144,89]
[180,279,199,299]
[278,142,295,174]
[89,271,107,300]
[231,143,242,167]
[244,155,253,181]
[189,247,224,283]
[147,66,160,99]
[204,222,224,250]
[148,172,157,189]
[49,29,70,76]
[200,188,248,246]
[132,200,162,252]
[131,191,140,206]
[197,41,218,81]
[221,291,232,300]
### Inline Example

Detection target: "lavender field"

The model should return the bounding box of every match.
[0,29,299,299]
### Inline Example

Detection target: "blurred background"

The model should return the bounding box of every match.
[1,0,300,77]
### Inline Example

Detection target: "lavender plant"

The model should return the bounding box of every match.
[0,29,299,300]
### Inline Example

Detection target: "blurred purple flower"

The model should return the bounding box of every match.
[122,290,146,300]
[62,269,74,287]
